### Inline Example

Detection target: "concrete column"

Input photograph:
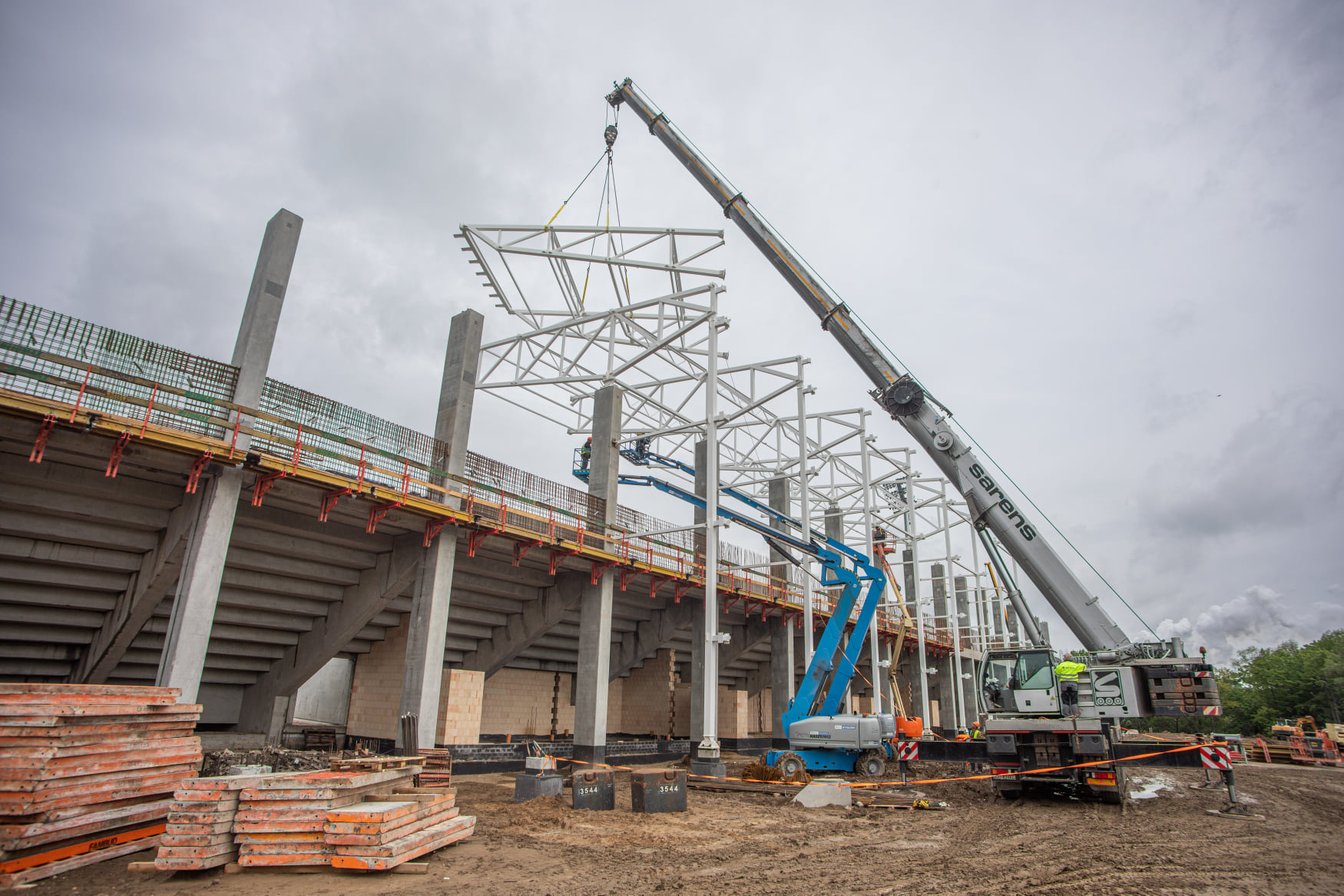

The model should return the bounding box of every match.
[767,475,796,747]
[573,384,620,765]
[902,547,918,615]
[398,309,484,749]
[157,210,301,703]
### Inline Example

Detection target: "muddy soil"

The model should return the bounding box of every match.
[24,760,1344,896]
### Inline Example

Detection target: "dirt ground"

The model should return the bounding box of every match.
[22,759,1344,896]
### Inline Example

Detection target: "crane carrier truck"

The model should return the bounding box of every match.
[604,77,1221,800]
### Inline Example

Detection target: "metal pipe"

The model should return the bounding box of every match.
[861,417,880,714]
[796,357,814,666]
[699,284,722,760]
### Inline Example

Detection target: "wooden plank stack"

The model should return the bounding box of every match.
[235,768,419,867]
[148,758,474,874]
[328,789,474,871]
[416,748,454,787]
[0,684,202,888]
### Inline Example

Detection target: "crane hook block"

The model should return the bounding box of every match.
[604,124,619,149]
[880,378,925,417]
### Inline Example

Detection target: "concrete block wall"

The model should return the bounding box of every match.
[747,687,773,736]
[346,620,409,740]
[619,649,675,736]
[673,683,691,738]
[481,668,576,737]
[717,686,749,741]
[438,669,484,744]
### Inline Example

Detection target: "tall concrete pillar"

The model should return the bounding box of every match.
[157,210,301,703]
[398,309,484,749]
[901,547,917,615]
[573,385,620,765]
[767,476,795,747]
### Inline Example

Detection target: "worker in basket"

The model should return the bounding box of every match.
[578,436,592,471]
[1055,652,1087,717]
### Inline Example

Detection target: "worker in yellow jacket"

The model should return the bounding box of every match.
[1055,653,1087,717]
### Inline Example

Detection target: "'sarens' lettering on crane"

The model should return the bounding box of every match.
[969,462,1037,541]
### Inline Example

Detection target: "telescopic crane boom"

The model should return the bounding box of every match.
[607,77,1130,653]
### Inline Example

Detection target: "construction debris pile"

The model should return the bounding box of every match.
[0,684,202,888]
[151,757,474,873]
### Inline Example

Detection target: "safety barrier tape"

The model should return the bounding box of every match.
[543,741,1217,791]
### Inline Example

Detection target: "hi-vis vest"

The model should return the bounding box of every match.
[1055,660,1087,683]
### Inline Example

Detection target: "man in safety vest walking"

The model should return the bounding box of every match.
[1055,652,1087,717]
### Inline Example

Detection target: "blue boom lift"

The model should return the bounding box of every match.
[606,440,896,777]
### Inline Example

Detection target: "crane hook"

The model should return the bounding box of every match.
[604,124,618,151]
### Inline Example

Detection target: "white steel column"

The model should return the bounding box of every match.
[941,496,966,731]
[795,357,814,666]
[860,415,881,714]
[909,480,931,727]
[697,284,723,765]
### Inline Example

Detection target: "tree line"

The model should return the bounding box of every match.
[1124,629,1343,736]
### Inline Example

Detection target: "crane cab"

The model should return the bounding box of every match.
[980,648,1061,716]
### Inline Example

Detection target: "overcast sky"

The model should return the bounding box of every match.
[2,1,1341,663]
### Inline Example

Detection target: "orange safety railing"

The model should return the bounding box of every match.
[0,295,957,647]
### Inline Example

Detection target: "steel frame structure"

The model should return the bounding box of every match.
[459,221,1016,737]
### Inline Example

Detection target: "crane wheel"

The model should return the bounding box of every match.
[857,750,887,778]
[775,752,806,780]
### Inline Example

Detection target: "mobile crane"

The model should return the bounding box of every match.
[605,77,1220,800]
[613,441,897,775]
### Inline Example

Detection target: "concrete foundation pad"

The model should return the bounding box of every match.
[794,776,853,809]
[689,757,727,779]
[514,772,563,802]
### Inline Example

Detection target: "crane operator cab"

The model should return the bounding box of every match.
[980,649,1061,716]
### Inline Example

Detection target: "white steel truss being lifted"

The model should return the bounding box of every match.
[458,222,1021,730]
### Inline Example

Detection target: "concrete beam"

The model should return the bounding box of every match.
[609,600,695,681]
[236,535,423,734]
[0,535,142,573]
[73,489,201,683]
[459,573,584,678]
[717,617,771,670]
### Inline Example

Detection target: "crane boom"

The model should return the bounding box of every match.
[607,77,1131,652]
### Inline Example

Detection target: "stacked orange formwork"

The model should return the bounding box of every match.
[234,768,421,867]
[153,774,278,871]
[327,788,475,871]
[0,684,201,888]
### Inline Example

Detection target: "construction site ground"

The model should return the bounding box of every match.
[26,758,1344,895]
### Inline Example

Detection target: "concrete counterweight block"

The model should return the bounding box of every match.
[630,768,687,813]
[515,755,563,802]
[572,769,616,811]
[514,771,563,802]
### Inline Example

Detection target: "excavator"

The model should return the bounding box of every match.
[603,77,1222,800]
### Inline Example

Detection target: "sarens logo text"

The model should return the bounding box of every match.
[969,463,1037,541]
